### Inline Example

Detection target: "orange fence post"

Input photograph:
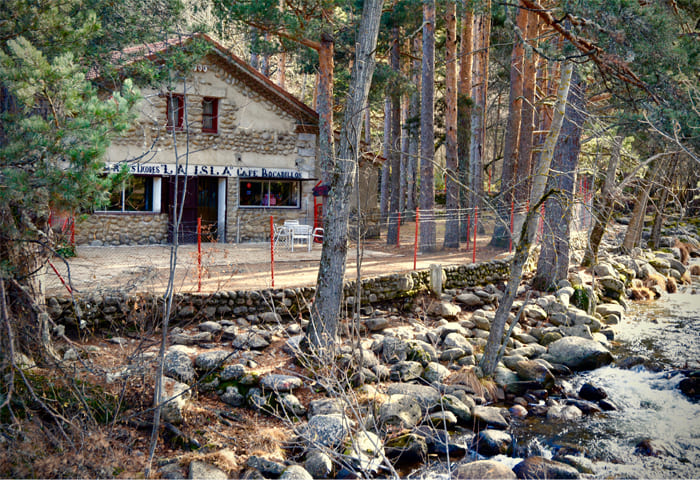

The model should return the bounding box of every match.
[413,209,419,270]
[472,205,478,263]
[270,215,275,288]
[48,259,72,294]
[197,217,202,292]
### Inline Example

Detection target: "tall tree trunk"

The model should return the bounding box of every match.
[260,33,271,77]
[306,0,384,352]
[469,1,491,225]
[514,10,537,207]
[399,93,408,217]
[480,60,573,377]
[249,27,260,69]
[458,7,474,242]
[277,51,287,88]
[582,137,622,266]
[622,159,665,251]
[532,70,587,290]
[387,28,402,245]
[419,0,436,252]
[444,0,459,248]
[649,156,678,249]
[490,4,527,247]
[406,35,421,216]
[380,98,391,223]
[318,32,335,185]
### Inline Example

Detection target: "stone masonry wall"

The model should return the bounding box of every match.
[47,258,511,329]
[74,213,169,246]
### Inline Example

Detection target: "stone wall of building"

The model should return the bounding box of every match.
[74,213,169,246]
[47,258,511,329]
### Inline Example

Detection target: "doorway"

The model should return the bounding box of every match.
[166,176,220,243]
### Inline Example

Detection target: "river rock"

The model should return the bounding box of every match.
[423,361,451,383]
[189,460,228,480]
[279,393,306,417]
[301,414,350,449]
[579,382,607,401]
[260,374,303,392]
[598,276,625,295]
[381,336,408,363]
[593,263,618,278]
[547,337,614,370]
[430,301,461,318]
[454,460,516,479]
[194,350,232,370]
[304,451,333,479]
[164,348,196,384]
[220,363,246,382]
[198,321,223,333]
[470,429,513,456]
[472,405,509,430]
[389,361,423,382]
[407,339,438,365]
[514,456,581,479]
[365,316,389,331]
[443,332,473,353]
[246,456,286,477]
[220,386,245,407]
[346,431,384,472]
[546,404,583,421]
[439,394,473,424]
[679,373,700,398]
[384,433,428,464]
[172,331,212,345]
[524,304,548,321]
[378,394,422,428]
[386,382,441,411]
[280,465,313,480]
[232,331,270,350]
[596,303,625,323]
[456,293,484,307]
[514,359,555,388]
[160,376,190,424]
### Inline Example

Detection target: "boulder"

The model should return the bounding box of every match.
[471,429,513,456]
[378,394,422,428]
[430,301,462,318]
[472,405,509,430]
[280,465,313,480]
[443,332,474,353]
[524,304,548,321]
[188,460,228,480]
[547,337,614,370]
[514,359,555,388]
[301,414,350,449]
[159,376,190,425]
[260,374,303,393]
[454,460,516,479]
[593,263,618,278]
[579,382,607,401]
[423,361,451,383]
[164,349,196,384]
[232,331,270,350]
[546,404,583,421]
[407,340,439,365]
[389,361,424,382]
[304,451,333,479]
[456,293,484,307]
[513,456,581,479]
[194,350,232,371]
[198,321,223,333]
[596,303,625,323]
[381,336,408,363]
[220,386,245,407]
[439,394,473,425]
[384,433,428,464]
[279,393,306,417]
[386,383,441,412]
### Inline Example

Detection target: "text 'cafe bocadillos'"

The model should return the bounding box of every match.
[104,162,306,179]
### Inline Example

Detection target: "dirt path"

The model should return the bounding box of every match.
[46,222,507,296]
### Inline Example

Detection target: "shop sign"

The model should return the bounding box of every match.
[104,162,307,179]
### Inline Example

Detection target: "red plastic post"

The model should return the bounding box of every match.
[48,259,72,294]
[472,205,478,263]
[413,208,419,270]
[270,215,275,288]
[197,217,202,292]
[509,200,514,253]
[70,217,75,247]
[396,212,401,248]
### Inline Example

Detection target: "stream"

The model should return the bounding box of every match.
[412,276,700,479]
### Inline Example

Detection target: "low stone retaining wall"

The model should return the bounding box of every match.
[75,213,169,246]
[47,258,511,330]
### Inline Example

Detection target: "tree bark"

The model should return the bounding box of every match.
[458,7,474,243]
[532,70,587,291]
[380,97,391,223]
[306,0,383,352]
[444,0,459,249]
[419,0,436,252]
[581,136,622,266]
[490,4,527,247]
[622,159,665,251]
[649,156,678,249]
[317,32,335,186]
[387,28,401,246]
[468,1,491,220]
[406,35,421,216]
[514,10,538,207]
[480,60,573,377]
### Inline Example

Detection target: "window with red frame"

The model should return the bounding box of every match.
[166,94,184,130]
[202,97,218,133]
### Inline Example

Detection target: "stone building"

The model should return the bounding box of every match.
[76,34,323,245]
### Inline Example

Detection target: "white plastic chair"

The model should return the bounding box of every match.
[290,224,313,252]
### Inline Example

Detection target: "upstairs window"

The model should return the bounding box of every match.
[202,97,218,133]
[166,93,184,131]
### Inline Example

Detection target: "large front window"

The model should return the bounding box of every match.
[106,176,154,212]
[239,180,300,208]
